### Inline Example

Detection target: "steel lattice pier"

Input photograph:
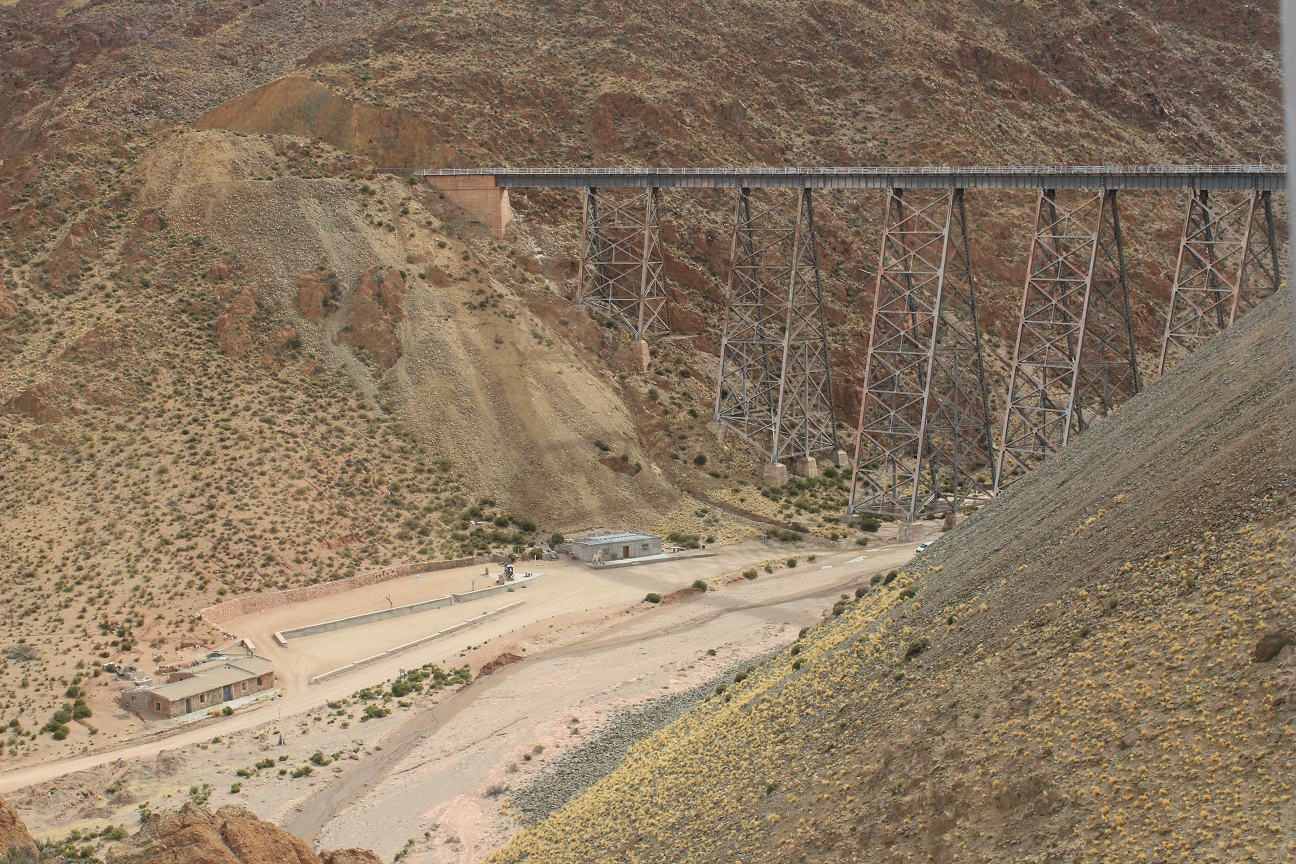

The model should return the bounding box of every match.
[996,189,1142,491]
[848,188,995,518]
[381,165,1288,507]
[714,188,839,472]
[576,187,669,339]
[1158,190,1281,374]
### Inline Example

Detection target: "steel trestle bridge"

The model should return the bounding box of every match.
[381,165,1287,519]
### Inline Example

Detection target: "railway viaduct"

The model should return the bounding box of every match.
[379,166,1286,521]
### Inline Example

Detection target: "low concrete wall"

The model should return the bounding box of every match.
[308,600,525,685]
[590,552,717,570]
[451,573,542,603]
[279,595,455,640]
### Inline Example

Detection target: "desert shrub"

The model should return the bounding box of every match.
[644,593,662,604]
[291,765,312,778]
[4,645,40,662]
[897,587,917,600]
[692,579,708,591]
[855,586,867,598]
[905,638,930,659]
[883,570,898,585]
[742,568,758,580]
[786,558,797,568]
[693,454,707,466]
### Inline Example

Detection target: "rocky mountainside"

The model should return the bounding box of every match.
[0,793,378,864]
[0,0,1286,766]
[489,289,1296,861]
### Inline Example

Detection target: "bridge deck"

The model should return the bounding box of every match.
[381,165,1286,191]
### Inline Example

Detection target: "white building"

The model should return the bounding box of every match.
[569,532,662,563]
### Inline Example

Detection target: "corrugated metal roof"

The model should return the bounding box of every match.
[572,532,659,545]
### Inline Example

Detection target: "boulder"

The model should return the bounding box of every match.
[0,796,35,853]
[107,806,362,864]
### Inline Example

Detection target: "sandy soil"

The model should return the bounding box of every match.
[304,542,923,863]
[0,538,928,861]
[231,542,841,689]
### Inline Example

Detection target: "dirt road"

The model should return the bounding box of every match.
[0,539,923,839]
[296,543,921,862]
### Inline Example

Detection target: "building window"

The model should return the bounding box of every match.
[241,681,247,690]
[199,694,205,702]
[642,543,649,550]
[257,677,263,686]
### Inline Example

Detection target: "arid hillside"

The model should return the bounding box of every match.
[490,288,1295,863]
[0,0,1287,767]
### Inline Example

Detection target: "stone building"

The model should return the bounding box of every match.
[121,654,275,719]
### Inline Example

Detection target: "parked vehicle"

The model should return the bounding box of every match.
[915,541,935,554]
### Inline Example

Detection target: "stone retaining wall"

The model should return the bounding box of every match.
[308,600,526,684]
[198,555,501,626]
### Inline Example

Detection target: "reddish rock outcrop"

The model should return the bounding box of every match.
[216,286,260,357]
[262,324,299,366]
[4,380,78,424]
[296,269,342,324]
[61,323,129,367]
[322,851,383,864]
[108,806,380,864]
[336,266,406,370]
[0,284,17,320]
[0,796,35,853]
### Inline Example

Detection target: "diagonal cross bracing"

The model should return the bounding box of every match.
[996,189,1141,491]
[577,186,669,339]
[848,188,995,520]
[1157,189,1280,375]
[714,188,838,464]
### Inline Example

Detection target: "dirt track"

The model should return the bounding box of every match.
[0,539,929,803]
[298,543,925,863]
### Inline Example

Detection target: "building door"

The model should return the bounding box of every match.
[623,545,630,559]
[185,699,192,714]
[223,685,232,701]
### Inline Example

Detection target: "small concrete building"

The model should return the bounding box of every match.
[569,531,662,563]
[121,654,275,719]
